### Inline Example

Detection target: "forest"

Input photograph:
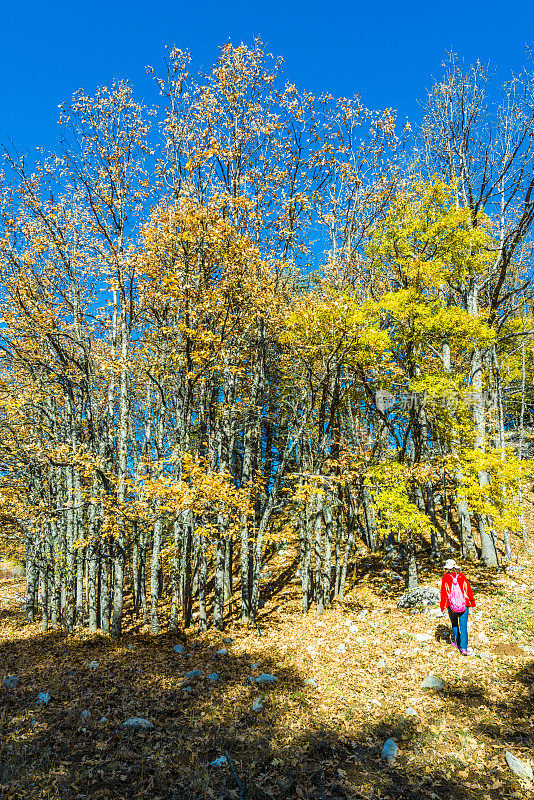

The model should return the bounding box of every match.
[1,40,534,639]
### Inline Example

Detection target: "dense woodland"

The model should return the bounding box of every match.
[1,42,534,637]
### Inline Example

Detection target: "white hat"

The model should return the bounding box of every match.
[444,558,458,571]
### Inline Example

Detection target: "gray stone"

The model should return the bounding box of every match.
[397,587,440,610]
[210,756,228,767]
[3,675,19,690]
[216,648,227,656]
[127,644,134,651]
[377,657,386,669]
[99,717,108,723]
[349,625,358,634]
[206,673,218,683]
[251,698,263,713]
[414,633,432,643]
[477,632,489,644]
[344,619,355,627]
[122,717,154,730]
[80,709,91,720]
[505,750,533,783]
[428,608,443,618]
[421,675,445,690]
[184,670,202,680]
[253,673,277,684]
[37,692,51,705]
[173,644,186,654]
[357,610,369,619]
[181,686,193,693]
[381,739,398,763]
[337,643,346,653]
[304,678,318,688]
[88,661,99,670]
[223,637,234,644]
[405,707,418,717]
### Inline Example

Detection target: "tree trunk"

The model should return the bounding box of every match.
[150,516,162,634]
[314,491,324,614]
[361,485,377,552]
[169,516,181,632]
[338,525,355,602]
[25,530,37,623]
[213,537,226,630]
[198,536,207,632]
[65,463,76,631]
[40,555,49,633]
[181,515,193,629]
[87,507,99,634]
[100,538,110,634]
[223,536,232,603]
[322,492,333,609]
[407,530,418,591]
[300,497,312,613]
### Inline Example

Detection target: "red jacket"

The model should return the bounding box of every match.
[440,572,475,612]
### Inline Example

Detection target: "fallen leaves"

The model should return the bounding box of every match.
[1,555,534,800]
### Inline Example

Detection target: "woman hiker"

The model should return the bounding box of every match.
[440,558,476,655]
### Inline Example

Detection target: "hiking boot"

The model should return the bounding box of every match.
[461,649,468,656]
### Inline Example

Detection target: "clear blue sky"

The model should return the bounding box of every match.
[1,0,533,153]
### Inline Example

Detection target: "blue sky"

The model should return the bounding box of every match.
[1,0,533,153]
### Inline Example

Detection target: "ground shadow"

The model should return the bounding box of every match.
[2,620,533,800]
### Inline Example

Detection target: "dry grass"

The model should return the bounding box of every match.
[1,546,534,800]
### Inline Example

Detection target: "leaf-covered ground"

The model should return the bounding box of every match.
[1,550,534,800]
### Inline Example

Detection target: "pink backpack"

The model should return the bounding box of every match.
[449,575,467,613]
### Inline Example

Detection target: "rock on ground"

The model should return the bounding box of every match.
[210,756,228,767]
[123,717,154,730]
[505,750,533,783]
[88,661,99,670]
[251,698,263,713]
[397,587,440,610]
[252,673,277,684]
[421,675,445,690]
[3,675,19,690]
[414,633,433,643]
[173,644,186,654]
[381,739,399,763]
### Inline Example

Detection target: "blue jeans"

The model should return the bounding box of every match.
[448,607,469,650]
